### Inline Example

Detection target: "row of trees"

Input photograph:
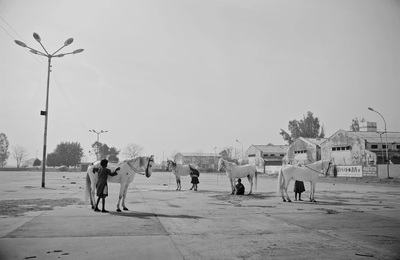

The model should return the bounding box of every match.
[280,111,361,144]
[0,131,144,168]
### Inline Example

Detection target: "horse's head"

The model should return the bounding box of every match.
[322,159,332,176]
[217,158,224,172]
[141,155,154,178]
[165,159,176,172]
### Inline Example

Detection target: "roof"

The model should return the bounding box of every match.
[301,137,327,146]
[344,130,400,143]
[252,144,289,153]
[178,152,219,157]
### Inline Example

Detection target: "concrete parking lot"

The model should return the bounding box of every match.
[0,170,399,260]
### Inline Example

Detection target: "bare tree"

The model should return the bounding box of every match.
[12,145,28,168]
[123,143,143,159]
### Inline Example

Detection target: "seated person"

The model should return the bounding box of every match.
[235,178,245,195]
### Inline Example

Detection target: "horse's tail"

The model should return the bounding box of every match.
[277,166,285,194]
[254,168,258,191]
[85,172,91,204]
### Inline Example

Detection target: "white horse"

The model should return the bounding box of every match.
[218,158,258,195]
[85,155,154,212]
[277,159,332,203]
[165,159,193,191]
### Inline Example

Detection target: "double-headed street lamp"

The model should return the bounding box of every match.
[368,107,390,179]
[15,32,84,188]
[89,130,108,160]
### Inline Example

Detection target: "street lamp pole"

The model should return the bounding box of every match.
[236,139,243,162]
[15,33,84,188]
[368,107,390,178]
[89,130,108,160]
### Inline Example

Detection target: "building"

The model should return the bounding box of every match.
[285,137,327,165]
[245,144,289,172]
[175,152,221,171]
[321,129,400,165]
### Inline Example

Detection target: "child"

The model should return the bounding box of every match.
[95,159,119,212]
[294,180,305,201]
[235,178,245,195]
[189,165,200,191]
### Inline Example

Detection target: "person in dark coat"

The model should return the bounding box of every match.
[294,180,305,201]
[235,178,245,195]
[95,159,119,212]
[189,165,200,191]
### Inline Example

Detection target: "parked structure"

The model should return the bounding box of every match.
[174,152,221,171]
[321,129,400,165]
[284,137,327,165]
[245,144,288,172]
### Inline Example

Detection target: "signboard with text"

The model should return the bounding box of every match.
[362,165,378,177]
[335,165,378,177]
[336,165,363,177]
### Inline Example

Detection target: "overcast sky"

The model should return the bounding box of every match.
[1,0,399,165]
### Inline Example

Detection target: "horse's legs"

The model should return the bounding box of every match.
[176,177,181,191]
[310,181,316,202]
[121,183,130,210]
[230,178,235,194]
[284,179,292,202]
[91,182,96,209]
[116,182,126,212]
[247,175,253,195]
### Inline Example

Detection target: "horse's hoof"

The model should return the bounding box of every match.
[287,199,292,202]
[123,207,129,211]
[116,209,122,212]
[283,199,286,202]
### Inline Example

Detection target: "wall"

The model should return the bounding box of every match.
[377,165,400,179]
[287,138,317,165]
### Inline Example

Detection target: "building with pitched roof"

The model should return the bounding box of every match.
[285,137,327,165]
[245,144,289,172]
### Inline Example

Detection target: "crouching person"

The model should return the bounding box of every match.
[95,159,119,213]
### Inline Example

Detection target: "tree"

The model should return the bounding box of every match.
[123,143,143,159]
[350,117,360,131]
[12,145,28,168]
[108,147,120,163]
[33,158,41,167]
[92,142,119,162]
[48,142,84,167]
[0,133,10,167]
[280,111,325,144]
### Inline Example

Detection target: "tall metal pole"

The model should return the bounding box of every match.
[15,33,84,188]
[368,107,390,178]
[41,57,51,187]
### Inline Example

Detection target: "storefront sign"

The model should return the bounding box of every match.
[362,165,378,177]
[336,165,363,177]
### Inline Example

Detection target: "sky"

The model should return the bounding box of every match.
[1,0,400,165]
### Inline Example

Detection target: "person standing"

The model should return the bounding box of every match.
[189,165,200,191]
[294,180,305,201]
[95,159,119,212]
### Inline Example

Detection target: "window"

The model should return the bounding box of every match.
[280,154,285,157]
[397,145,400,149]
[270,154,275,157]
[382,145,387,149]
[263,154,268,157]
[248,154,255,157]
[294,150,306,154]
[371,145,378,149]
[332,146,351,151]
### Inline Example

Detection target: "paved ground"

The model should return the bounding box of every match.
[0,170,399,260]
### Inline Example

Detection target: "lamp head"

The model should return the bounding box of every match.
[15,40,27,48]
[368,107,374,111]
[73,49,84,54]
[33,32,41,42]
[64,38,74,46]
